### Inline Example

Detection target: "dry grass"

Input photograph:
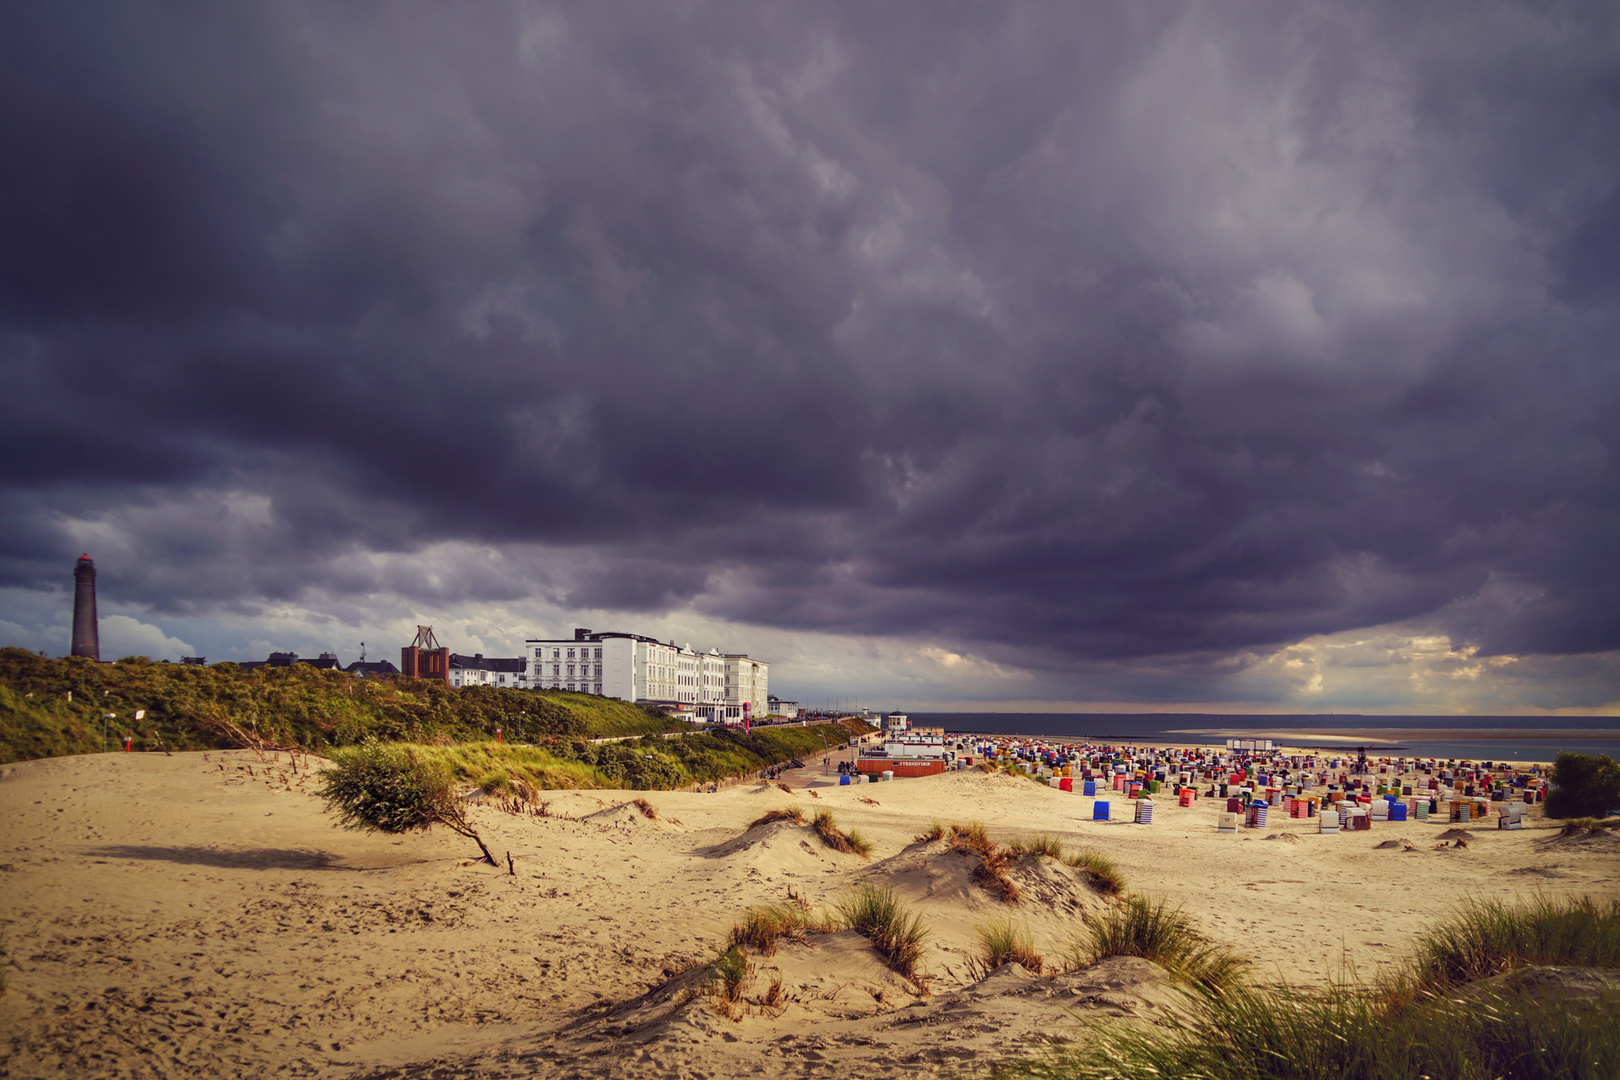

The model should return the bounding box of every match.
[729,904,828,956]
[949,822,1020,904]
[1559,816,1620,836]
[775,781,793,794]
[971,917,1045,978]
[1021,834,1065,859]
[948,821,994,854]
[748,806,805,829]
[812,809,871,858]
[914,820,946,842]
[631,797,657,820]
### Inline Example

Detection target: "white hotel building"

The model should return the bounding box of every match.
[524,629,768,723]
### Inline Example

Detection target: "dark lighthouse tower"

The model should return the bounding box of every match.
[71,554,100,660]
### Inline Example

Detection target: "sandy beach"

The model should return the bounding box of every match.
[2,747,1616,1079]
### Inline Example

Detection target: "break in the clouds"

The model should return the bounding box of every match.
[2,2,1617,712]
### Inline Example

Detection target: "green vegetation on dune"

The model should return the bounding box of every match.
[426,720,869,792]
[1007,895,1620,1080]
[0,648,680,759]
[0,647,873,790]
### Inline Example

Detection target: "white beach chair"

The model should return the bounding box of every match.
[1319,810,1339,834]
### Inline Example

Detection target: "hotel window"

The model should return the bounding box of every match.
[567,664,575,677]
[567,648,575,659]
[552,649,560,659]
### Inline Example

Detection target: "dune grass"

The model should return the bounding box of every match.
[729,903,829,956]
[1017,895,1620,1080]
[1064,850,1126,896]
[836,882,930,988]
[1001,981,1620,1080]
[706,944,751,1017]
[948,822,1020,903]
[1559,816,1620,836]
[1403,894,1620,990]
[1024,834,1065,859]
[1067,895,1244,990]
[914,820,946,842]
[949,821,993,853]
[812,810,871,858]
[631,797,658,820]
[972,917,1045,978]
[748,806,805,829]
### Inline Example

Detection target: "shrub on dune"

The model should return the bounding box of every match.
[1545,752,1620,819]
[318,738,496,864]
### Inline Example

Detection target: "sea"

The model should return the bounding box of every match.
[905,713,1620,765]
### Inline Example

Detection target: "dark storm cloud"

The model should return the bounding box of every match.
[3,2,1618,679]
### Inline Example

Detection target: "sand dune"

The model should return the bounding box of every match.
[1,749,1615,1078]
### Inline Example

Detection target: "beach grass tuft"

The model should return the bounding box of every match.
[728,904,828,956]
[1068,895,1243,990]
[748,806,805,829]
[811,809,869,858]
[836,883,930,988]
[1402,894,1620,990]
[948,822,1020,903]
[708,944,751,1016]
[1024,834,1065,859]
[914,820,945,842]
[972,917,1045,978]
[1064,850,1126,896]
[999,980,1620,1080]
[631,797,657,820]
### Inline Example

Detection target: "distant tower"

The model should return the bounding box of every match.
[400,625,449,683]
[71,554,99,660]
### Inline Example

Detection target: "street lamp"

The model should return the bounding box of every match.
[102,713,115,753]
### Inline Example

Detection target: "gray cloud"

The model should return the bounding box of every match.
[3,2,1617,702]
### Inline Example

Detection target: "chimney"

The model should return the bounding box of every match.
[71,555,99,660]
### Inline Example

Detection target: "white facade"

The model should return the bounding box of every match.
[523,629,767,721]
[724,654,769,720]
[448,654,527,689]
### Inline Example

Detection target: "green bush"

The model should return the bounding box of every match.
[317,738,494,863]
[1546,752,1620,819]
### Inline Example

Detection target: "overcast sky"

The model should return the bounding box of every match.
[3,2,1617,714]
